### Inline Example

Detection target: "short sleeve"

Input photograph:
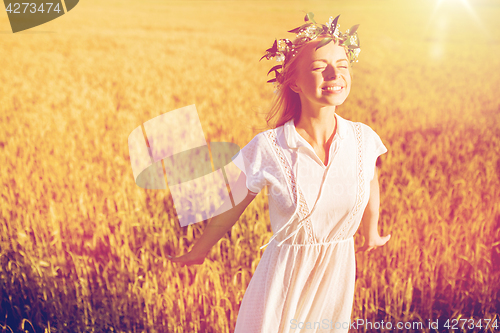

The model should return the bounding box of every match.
[230,132,270,195]
[362,124,388,181]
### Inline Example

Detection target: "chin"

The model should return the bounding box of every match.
[325,98,347,106]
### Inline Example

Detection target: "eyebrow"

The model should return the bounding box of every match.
[311,59,348,64]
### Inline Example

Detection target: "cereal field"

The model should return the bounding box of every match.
[1,0,499,332]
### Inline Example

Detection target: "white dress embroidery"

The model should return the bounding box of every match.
[231,114,387,333]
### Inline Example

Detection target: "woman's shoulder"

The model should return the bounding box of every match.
[349,121,387,155]
[336,117,384,147]
[358,121,378,134]
[361,124,385,143]
[343,118,381,137]
[244,128,275,150]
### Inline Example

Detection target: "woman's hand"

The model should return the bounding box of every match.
[167,250,208,266]
[356,234,391,253]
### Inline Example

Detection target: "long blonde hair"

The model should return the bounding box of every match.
[262,36,353,130]
[264,40,305,130]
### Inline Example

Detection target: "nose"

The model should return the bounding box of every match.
[324,65,338,80]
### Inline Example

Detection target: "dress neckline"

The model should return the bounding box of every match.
[292,114,339,169]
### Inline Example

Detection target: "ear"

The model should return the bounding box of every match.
[289,80,301,94]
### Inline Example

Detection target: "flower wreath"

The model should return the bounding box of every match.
[260,13,361,89]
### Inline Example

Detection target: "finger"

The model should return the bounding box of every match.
[355,246,366,254]
[167,255,185,262]
[178,260,200,266]
[356,245,371,254]
[168,255,203,266]
[170,259,189,264]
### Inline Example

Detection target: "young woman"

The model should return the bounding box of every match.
[169,13,391,333]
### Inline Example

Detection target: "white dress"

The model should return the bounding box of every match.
[231,114,387,333]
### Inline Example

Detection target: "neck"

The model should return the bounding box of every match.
[294,103,337,147]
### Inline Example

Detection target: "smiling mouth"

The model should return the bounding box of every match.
[322,86,343,93]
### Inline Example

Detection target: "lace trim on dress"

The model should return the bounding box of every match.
[332,122,365,242]
[264,129,316,245]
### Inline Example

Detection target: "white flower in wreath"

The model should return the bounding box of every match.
[298,25,318,39]
[275,53,285,62]
[333,24,341,37]
[277,39,288,52]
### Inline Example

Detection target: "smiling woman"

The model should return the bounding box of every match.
[229,16,389,333]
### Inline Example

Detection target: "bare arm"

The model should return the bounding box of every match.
[168,171,257,266]
[356,165,391,253]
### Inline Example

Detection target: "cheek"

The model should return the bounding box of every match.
[345,73,352,87]
[302,74,320,90]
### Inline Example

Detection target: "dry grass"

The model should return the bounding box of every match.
[1,0,499,332]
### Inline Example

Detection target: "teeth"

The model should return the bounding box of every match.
[324,86,342,91]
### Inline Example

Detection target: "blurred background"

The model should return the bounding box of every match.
[1,0,499,332]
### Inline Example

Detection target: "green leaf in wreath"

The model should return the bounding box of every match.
[267,64,283,75]
[348,44,360,49]
[266,39,278,53]
[315,37,333,50]
[330,15,340,34]
[342,35,352,47]
[288,23,312,34]
[305,12,316,23]
[267,78,277,83]
[348,24,359,35]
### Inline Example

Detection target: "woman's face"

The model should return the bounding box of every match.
[290,39,351,109]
